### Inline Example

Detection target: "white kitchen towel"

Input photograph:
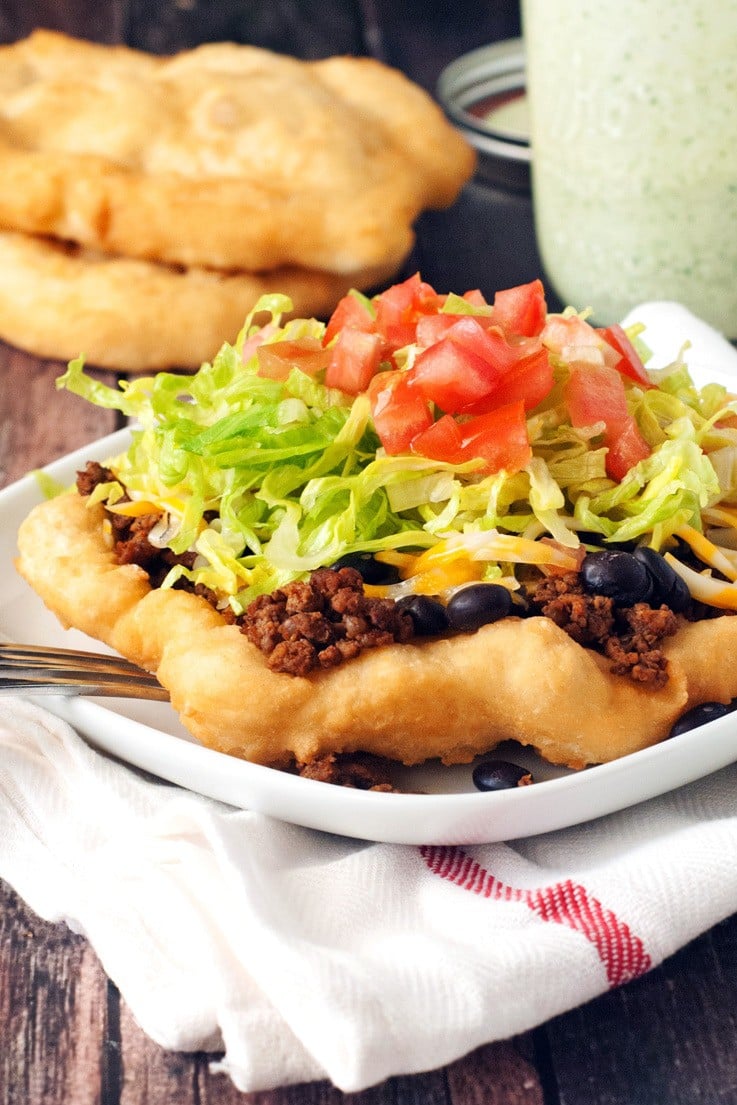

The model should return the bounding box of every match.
[2,302,737,1093]
[4,695,737,1093]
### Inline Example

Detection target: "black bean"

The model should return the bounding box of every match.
[664,572,692,613]
[581,550,652,606]
[633,546,691,612]
[331,552,400,585]
[446,583,513,632]
[669,701,732,738]
[633,546,674,594]
[396,594,449,635]
[472,759,533,792]
[510,591,531,616]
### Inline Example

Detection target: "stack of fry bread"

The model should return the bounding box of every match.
[0,30,475,371]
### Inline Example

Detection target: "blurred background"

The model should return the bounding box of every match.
[0,1,540,302]
[0,1,521,83]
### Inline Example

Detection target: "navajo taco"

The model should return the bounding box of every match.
[17,276,737,783]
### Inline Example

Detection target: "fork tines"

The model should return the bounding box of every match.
[0,642,169,700]
[0,642,154,673]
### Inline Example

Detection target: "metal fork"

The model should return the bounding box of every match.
[0,642,170,701]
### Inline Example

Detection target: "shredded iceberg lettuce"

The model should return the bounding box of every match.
[58,293,737,609]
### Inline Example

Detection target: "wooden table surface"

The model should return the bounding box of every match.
[3,3,737,1103]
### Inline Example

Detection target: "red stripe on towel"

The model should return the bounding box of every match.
[420,845,651,987]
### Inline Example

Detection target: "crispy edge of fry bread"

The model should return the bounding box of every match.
[0,231,397,371]
[17,491,725,774]
[0,31,475,273]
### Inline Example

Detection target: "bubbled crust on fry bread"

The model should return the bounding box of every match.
[0,31,475,273]
[20,490,737,772]
[0,232,396,371]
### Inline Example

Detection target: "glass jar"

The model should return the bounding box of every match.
[418,40,557,303]
[522,1,737,336]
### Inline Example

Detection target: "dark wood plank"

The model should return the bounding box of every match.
[0,345,119,490]
[391,1070,449,1105]
[195,1067,396,1104]
[0,346,120,1104]
[545,913,737,1105]
[118,992,449,1105]
[361,0,521,89]
[124,0,367,57]
[3,7,719,1105]
[113,990,546,1105]
[0,0,128,43]
[116,1000,200,1103]
[0,0,367,57]
[0,882,108,1105]
[445,1042,543,1105]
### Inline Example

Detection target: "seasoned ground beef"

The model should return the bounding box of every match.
[72,462,686,687]
[534,574,616,645]
[238,566,415,675]
[113,512,162,567]
[75,461,114,497]
[604,604,679,687]
[108,510,197,587]
[295,751,397,791]
[529,572,679,688]
[76,461,196,586]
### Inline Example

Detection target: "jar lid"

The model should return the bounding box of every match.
[437,39,529,193]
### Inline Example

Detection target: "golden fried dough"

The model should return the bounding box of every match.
[0,231,395,371]
[0,31,475,274]
[19,490,737,773]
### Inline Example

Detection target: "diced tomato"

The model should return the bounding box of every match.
[542,313,597,353]
[492,279,547,337]
[542,314,621,368]
[565,362,651,479]
[565,361,629,430]
[462,347,554,414]
[408,334,502,413]
[368,371,433,454]
[256,338,331,380]
[415,313,462,348]
[605,418,653,482]
[323,292,376,346]
[325,329,383,394]
[447,317,525,374]
[597,324,653,388]
[410,414,465,463]
[414,307,498,349]
[411,403,533,473]
[241,322,279,364]
[373,273,443,351]
[463,289,490,308]
[457,400,532,475]
[410,315,554,416]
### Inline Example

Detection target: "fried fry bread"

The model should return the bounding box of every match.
[19,490,737,773]
[0,231,395,371]
[0,31,475,274]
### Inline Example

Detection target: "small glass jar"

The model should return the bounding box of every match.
[522,0,737,336]
[417,40,557,303]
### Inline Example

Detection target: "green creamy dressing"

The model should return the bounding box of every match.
[521,1,737,336]
[483,91,529,139]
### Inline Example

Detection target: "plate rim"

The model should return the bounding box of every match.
[3,426,737,845]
